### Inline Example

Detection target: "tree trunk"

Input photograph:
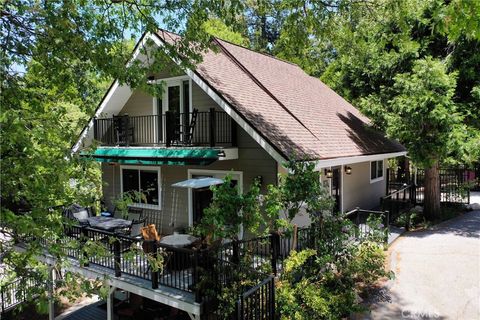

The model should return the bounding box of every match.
[423,161,441,220]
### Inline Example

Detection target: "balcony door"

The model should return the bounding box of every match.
[162,78,191,143]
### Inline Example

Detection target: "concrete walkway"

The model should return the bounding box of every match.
[369,210,480,320]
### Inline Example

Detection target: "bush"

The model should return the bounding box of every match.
[276,214,391,319]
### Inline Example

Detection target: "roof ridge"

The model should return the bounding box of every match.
[213,38,321,143]
[214,37,299,67]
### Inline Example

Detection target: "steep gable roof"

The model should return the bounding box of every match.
[156,30,405,161]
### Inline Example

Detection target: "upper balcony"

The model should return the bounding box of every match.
[93,109,236,148]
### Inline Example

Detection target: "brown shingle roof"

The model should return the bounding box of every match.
[156,30,406,161]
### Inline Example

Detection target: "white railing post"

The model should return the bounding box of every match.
[106,283,116,320]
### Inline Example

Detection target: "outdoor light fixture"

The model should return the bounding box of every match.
[147,75,155,85]
[325,169,333,179]
[345,166,352,175]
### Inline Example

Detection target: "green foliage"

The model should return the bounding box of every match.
[263,160,334,233]
[1,0,244,308]
[112,191,147,218]
[195,175,262,242]
[202,18,249,46]
[277,213,391,319]
[386,58,462,168]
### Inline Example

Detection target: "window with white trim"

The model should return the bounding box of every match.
[121,166,161,207]
[370,160,384,182]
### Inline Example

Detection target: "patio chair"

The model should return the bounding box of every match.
[127,207,143,222]
[64,204,91,226]
[113,114,134,146]
[129,218,146,238]
[172,108,198,146]
[113,207,125,219]
[113,208,125,220]
[140,224,161,275]
[182,108,198,145]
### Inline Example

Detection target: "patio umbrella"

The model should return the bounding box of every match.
[171,177,224,189]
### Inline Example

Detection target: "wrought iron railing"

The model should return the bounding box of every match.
[387,166,474,204]
[416,168,470,204]
[345,208,390,242]
[42,225,203,301]
[0,278,39,315]
[380,184,415,230]
[93,109,236,148]
[235,275,275,320]
[217,227,317,276]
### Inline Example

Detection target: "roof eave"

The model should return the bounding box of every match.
[312,151,408,170]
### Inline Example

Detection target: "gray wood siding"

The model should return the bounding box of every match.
[101,125,277,235]
[342,161,386,211]
[102,163,121,207]
[191,82,222,113]
[120,90,154,116]
[118,81,223,117]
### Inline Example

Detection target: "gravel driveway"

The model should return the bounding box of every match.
[369,210,480,320]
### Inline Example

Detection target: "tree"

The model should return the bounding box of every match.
[272,0,480,219]
[386,58,464,219]
[1,0,242,311]
[202,18,249,46]
[195,176,262,242]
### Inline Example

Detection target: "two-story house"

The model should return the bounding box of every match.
[61,29,406,319]
[74,29,405,236]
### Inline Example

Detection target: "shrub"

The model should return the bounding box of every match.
[277,214,391,319]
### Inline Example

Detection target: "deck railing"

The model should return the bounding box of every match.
[0,278,39,315]
[217,227,316,276]
[380,184,415,230]
[235,274,275,320]
[15,207,392,319]
[345,208,390,243]
[93,109,236,148]
[45,225,204,302]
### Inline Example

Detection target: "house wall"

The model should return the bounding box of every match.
[120,90,153,116]
[118,82,222,116]
[191,82,222,113]
[101,125,277,235]
[342,160,387,212]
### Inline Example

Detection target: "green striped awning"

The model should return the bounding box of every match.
[81,148,220,166]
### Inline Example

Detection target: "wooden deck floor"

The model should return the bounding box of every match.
[57,301,107,320]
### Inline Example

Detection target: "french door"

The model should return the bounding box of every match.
[161,79,190,143]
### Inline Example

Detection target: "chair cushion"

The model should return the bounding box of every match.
[73,210,89,221]
[141,224,160,241]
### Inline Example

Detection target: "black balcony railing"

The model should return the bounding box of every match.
[93,109,236,148]
[0,277,40,315]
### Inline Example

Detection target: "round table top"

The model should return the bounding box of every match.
[160,234,198,247]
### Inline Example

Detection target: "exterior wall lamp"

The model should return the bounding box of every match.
[324,169,333,179]
[147,75,155,85]
[345,166,352,175]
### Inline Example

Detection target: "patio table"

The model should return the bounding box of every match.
[160,234,198,271]
[85,216,132,232]
[159,234,198,248]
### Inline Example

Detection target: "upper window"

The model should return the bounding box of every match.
[370,160,384,182]
[121,166,160,207]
